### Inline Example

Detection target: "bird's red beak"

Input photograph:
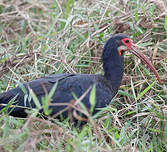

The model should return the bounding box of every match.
[129,46,162,83]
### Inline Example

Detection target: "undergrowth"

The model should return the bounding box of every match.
[0,0,167,151]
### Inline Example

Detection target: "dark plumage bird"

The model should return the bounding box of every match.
[0,34,161,120]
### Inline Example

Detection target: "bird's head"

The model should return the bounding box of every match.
[103,33,162,83]
[103,34,132,60]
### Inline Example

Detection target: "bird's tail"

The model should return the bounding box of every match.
[0,91,28,117]
[0,91,14,107]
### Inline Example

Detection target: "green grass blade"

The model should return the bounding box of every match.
[118,90,134,98]
[48,82,58,98]
[14,79,27,95]
[89,84,96,113]
[136,81,156,101]
[130,78,137,101]
[0,95,18,113]
[29,88,41,110]
[164,14,167,32]
[41,96,52,115]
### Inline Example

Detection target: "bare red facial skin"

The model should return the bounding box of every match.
[129,46,162,84]
[122,38,132,50]
[118,38,132,56]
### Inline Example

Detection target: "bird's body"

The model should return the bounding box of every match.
[0,34,161,119]
[0,74,118,118]
[0,74,118,117]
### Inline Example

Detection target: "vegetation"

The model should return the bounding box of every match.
[0,0,167,151]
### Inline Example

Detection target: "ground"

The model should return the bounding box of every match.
[0,0,167,151]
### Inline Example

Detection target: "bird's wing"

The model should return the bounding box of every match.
[0,73,75,102]
[0,74,75,113]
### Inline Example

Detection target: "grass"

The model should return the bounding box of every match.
[0,0,167,151]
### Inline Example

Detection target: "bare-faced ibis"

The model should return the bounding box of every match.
[0,34,161,120]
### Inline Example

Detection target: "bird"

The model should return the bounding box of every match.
[0,33,161,120]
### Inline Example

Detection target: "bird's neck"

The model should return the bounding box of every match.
[103,57,124,90]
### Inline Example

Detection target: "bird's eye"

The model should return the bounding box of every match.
[125,40,129,43]
[122,38,131,50]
